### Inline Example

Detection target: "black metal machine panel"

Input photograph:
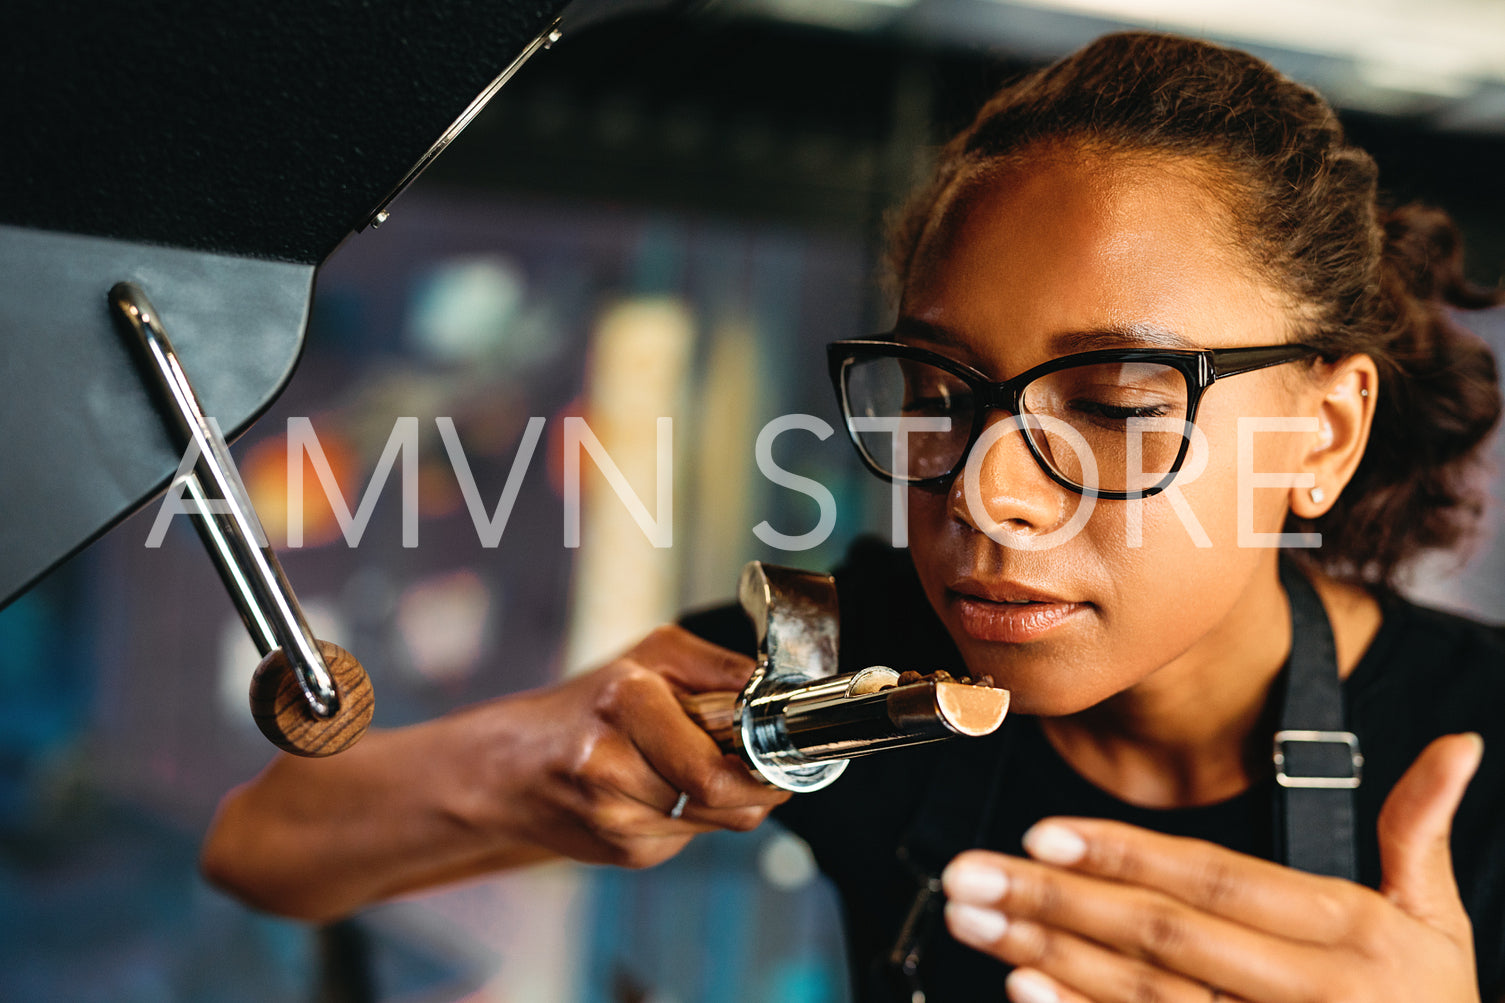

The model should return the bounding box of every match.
[0,0,579,609]
[5,0,567,263]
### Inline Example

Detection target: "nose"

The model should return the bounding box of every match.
[948,411,1068,537]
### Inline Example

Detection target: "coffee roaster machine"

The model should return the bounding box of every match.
[2,0,646,754]
[1,0,1010,772]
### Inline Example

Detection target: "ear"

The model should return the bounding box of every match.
[1289,355,1378,519]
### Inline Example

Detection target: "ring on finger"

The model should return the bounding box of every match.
[668,791,690,820]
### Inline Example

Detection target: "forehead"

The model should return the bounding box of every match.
[901,150,1290,367]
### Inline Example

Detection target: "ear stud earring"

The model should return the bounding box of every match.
[1309,486,1326,505]
[1360,388,1369,397]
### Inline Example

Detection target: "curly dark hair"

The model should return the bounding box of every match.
[886,31,1503,588]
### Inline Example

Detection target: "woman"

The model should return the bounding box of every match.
[203,32,1505,1003]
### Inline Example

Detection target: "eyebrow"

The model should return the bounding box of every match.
[891,317,1197,354]
[1049,323,1198,353]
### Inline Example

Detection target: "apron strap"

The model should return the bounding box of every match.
[1273,559,1363,880]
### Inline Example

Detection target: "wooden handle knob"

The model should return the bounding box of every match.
[678,690,739,753]
[249,640,374,757]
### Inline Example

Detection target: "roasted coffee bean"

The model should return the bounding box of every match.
[888,668,998,688]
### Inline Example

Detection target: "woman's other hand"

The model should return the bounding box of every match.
[939,733,1484,1003]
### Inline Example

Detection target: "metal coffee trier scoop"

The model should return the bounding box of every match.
[679,562,1011,793]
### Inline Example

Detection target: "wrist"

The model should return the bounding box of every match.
[417,693,554,867]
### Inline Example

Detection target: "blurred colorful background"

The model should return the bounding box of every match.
[3,2,1503,1001]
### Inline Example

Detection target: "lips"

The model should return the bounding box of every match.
[947,578,1089,643]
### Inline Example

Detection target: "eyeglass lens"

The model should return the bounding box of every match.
[842,355,1192,493]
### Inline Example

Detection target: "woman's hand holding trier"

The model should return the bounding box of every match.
[202,625,783,920]
[472,624,787,869]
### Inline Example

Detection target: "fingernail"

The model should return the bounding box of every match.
[942,858,1009,903]
[1023,822,1086,865]
[945,902,1008,945]
[1006,968,1060,1003]
[1465,732,1485,770]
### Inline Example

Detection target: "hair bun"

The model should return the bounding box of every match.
[1332,203,1504,582]
[1380,204,1500,311]
[1373,203,1501,464]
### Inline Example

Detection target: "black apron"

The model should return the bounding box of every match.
[879,560,1364,1001]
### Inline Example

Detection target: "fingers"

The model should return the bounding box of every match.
[1003,969,1090,1003]
[944,902,1249,1003]
[552,815,703,870]
[552,724,763,862]
[630,625,756,694]
[1003,817,1363,943]
[540,625,782,868]
[931,737,1487,1003]
[1378,732,1484,930]
[943,850,1320,1002]
[597,658,788,818]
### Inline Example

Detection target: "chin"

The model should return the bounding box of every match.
[1002,687,1104,718]
[951,644,1118,718]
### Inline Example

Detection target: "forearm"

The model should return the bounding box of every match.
[201,699,555,922]
[201,626,780,921]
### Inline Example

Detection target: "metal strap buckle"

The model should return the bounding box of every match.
[1273,730,1363,789]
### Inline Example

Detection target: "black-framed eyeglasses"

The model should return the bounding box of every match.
[827,338,1319,499]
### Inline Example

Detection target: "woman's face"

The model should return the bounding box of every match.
[902,151,1320,716]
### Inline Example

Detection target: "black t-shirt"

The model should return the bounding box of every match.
[680,538,1505,1002]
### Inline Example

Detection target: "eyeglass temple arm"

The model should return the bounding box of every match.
[1208,345,1318,380]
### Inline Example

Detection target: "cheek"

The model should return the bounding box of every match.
[905,486,952,562]
[1174,393,1305,545]
[904,484,981,612]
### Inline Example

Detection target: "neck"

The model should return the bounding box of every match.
[1039,562,1382,809]
[1040,560,1291,809]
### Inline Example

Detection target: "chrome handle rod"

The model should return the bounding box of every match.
[180,471,279,655]
[109,281,338,718]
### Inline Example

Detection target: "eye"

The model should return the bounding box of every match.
[1066,397,1173,423]
[1027,362,1187,430]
